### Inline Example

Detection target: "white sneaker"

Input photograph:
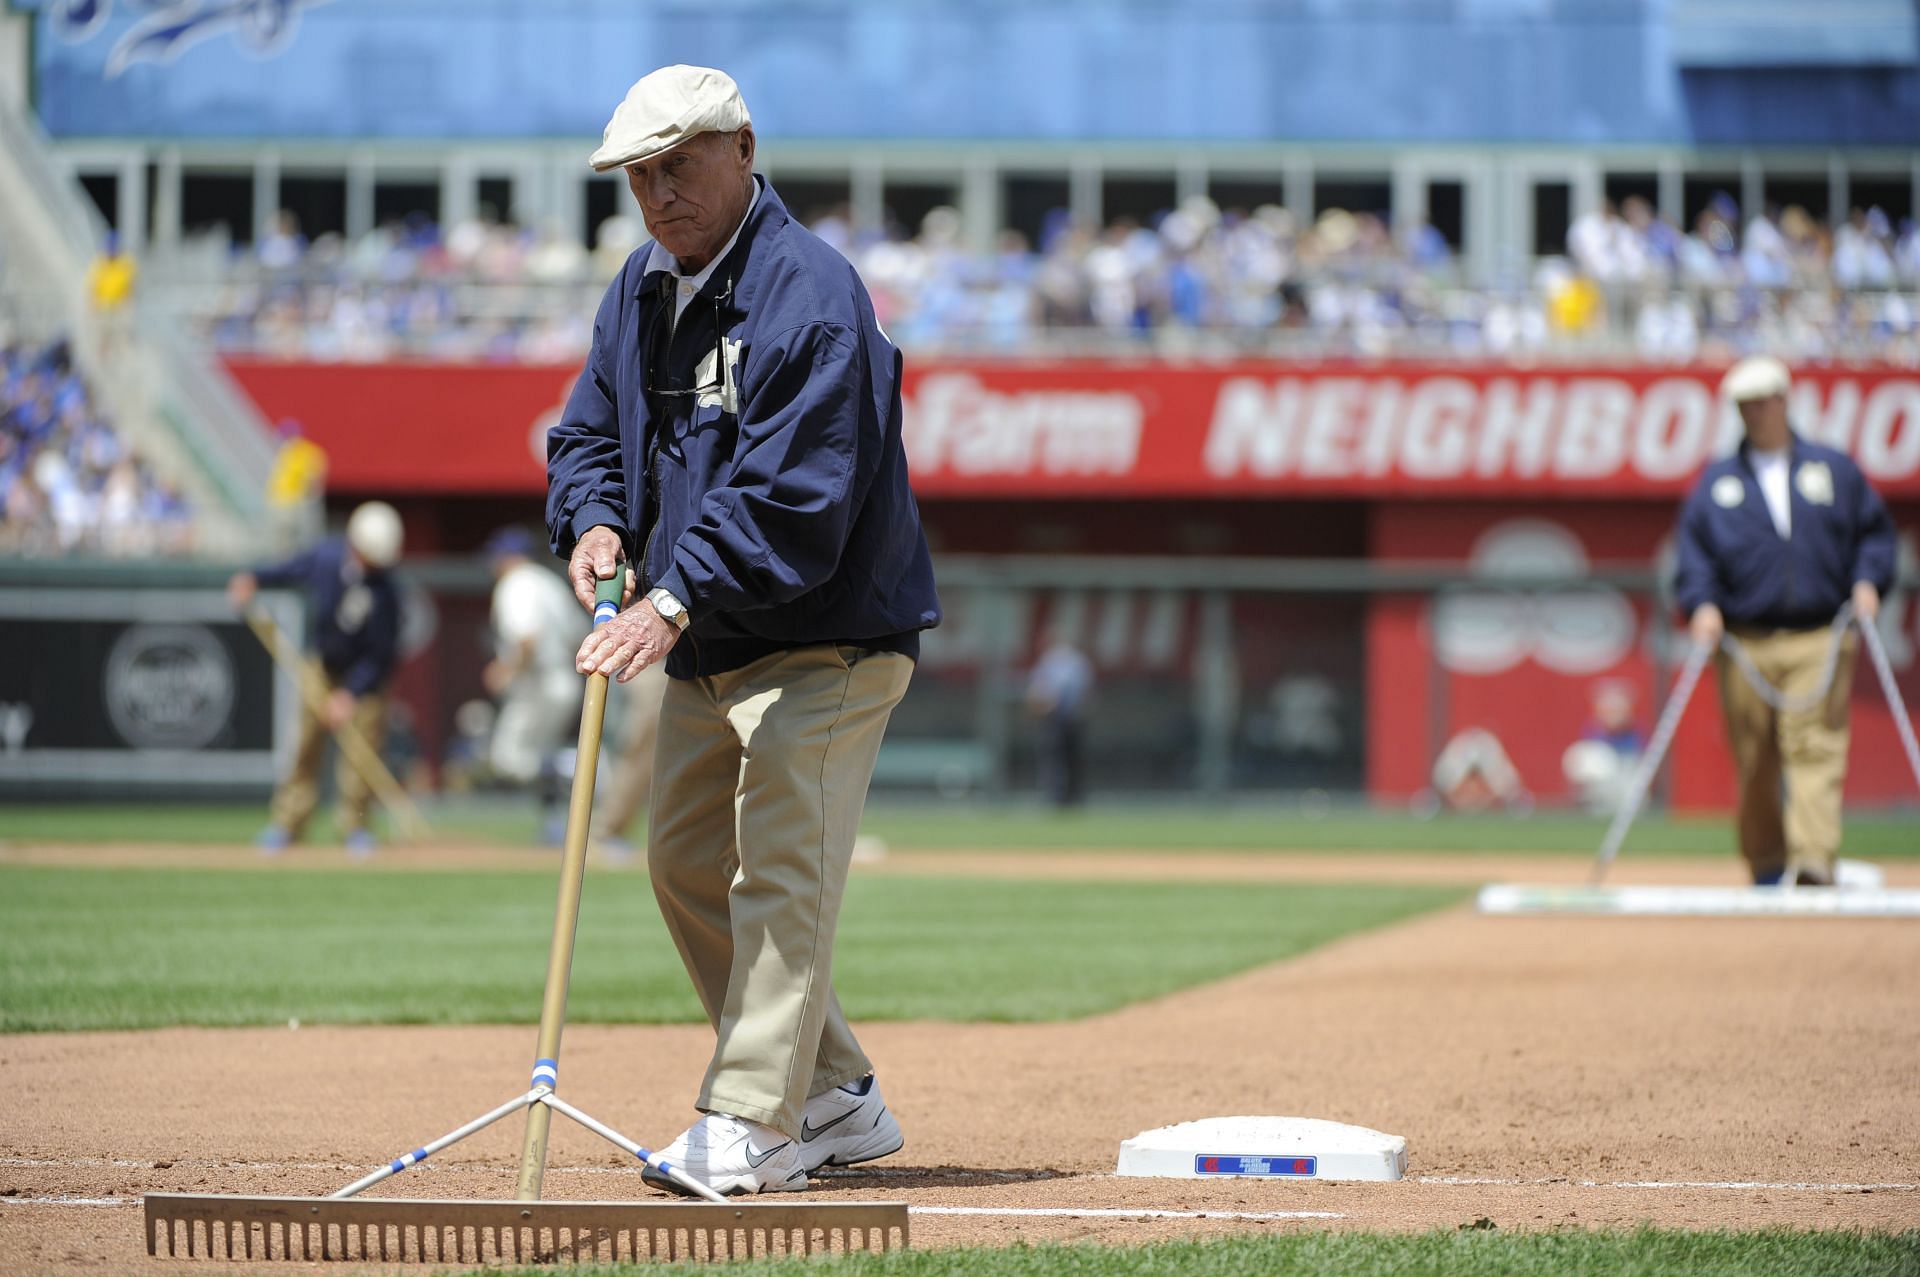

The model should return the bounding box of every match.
[640,1113,807,1197]
[798,1075,904,1173]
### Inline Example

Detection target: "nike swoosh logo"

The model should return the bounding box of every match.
[744,1140,790,1168]
[801,1110,856,1142]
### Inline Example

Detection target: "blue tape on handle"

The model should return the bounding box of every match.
[594,600,618,625]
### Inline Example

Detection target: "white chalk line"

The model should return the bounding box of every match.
[1416,1175,1917,1193]
[0,1156,658,1175]
[7,1158,1913,1205]
[914,1206,1341,1221]
[0,1155,1029,1182]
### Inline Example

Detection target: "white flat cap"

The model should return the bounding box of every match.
[346,500,403,569]
[589,65,750,172]
[1720,355,1791,402]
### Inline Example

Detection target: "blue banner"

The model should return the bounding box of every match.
[23,0,1920,146]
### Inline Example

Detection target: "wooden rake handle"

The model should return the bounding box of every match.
[515,573,623,1201]
[244,606,430,844]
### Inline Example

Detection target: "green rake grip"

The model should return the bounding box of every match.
[514,569,624,1201]
[592,572,624,624]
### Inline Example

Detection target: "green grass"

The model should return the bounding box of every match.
[0,867,1458,1032]
[858,806,1920,856]
[0,800,545,848]
[465,1228,1920,1277]
[7,799,1917,856]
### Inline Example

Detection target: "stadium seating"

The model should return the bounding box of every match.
[154,195,1920,364]
[0,336,194,556]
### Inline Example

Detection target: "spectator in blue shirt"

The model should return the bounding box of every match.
[1025,630,1095,807]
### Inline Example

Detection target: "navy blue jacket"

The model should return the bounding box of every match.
[545,178,941,678]
[255,536,401,695]
[1675,435,1896,629]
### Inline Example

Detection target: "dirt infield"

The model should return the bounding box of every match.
[3,851,1918,1269]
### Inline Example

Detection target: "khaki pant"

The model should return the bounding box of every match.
[269,658,389,838]
[1715,625,1856,882]
[647,644,911,1141]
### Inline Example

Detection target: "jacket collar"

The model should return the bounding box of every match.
[1736,429,1804,472]
[635,175,790,310]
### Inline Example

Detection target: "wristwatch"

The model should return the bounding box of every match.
[645,587,691,631]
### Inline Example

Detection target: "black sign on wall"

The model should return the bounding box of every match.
[0,589,299,792]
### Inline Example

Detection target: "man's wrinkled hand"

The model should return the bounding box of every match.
[576,599,680,683]
[567,526,636,613]
[1689,603,1724,650]
[325,688,356,729]
[1853,581,1881,624]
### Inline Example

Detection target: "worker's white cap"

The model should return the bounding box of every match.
[589,65,750,172]
[346,501,403,569]
[1719,356,1792,403]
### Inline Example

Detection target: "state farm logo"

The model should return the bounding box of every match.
[904,372,1144,478]
[103,623,236,750]
[1431,521,1636,676]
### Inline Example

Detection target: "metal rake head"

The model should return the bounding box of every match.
[144,1194,909,1264]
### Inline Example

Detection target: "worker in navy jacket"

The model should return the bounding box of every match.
[545,65,938,1197]
[227,501,405,855]
[1675,356,1896,886]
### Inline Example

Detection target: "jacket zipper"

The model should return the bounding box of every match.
[1780,459,1797,617]
[639,294,683,593]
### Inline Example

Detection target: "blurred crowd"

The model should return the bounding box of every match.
[1554,195,1920,365]
[186,211,607,363]
[0,337,194,556]
[172,191,1920,364]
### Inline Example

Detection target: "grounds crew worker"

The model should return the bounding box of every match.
[1675,356,1895,886]
[546,65,940,1196]
[228,500,405,856]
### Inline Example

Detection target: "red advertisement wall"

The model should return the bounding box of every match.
[1366,504,1920,808]
[226,358,1920,499]
[228,358,1920,806]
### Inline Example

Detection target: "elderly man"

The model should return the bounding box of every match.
[546,65,940,1196]
[1675,356,1895,886]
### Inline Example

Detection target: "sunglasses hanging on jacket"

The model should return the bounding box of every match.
[646,275,739,416]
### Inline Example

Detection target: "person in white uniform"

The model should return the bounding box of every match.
[482,525,587,840]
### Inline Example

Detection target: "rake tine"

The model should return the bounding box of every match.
[144,1194,907,1264]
